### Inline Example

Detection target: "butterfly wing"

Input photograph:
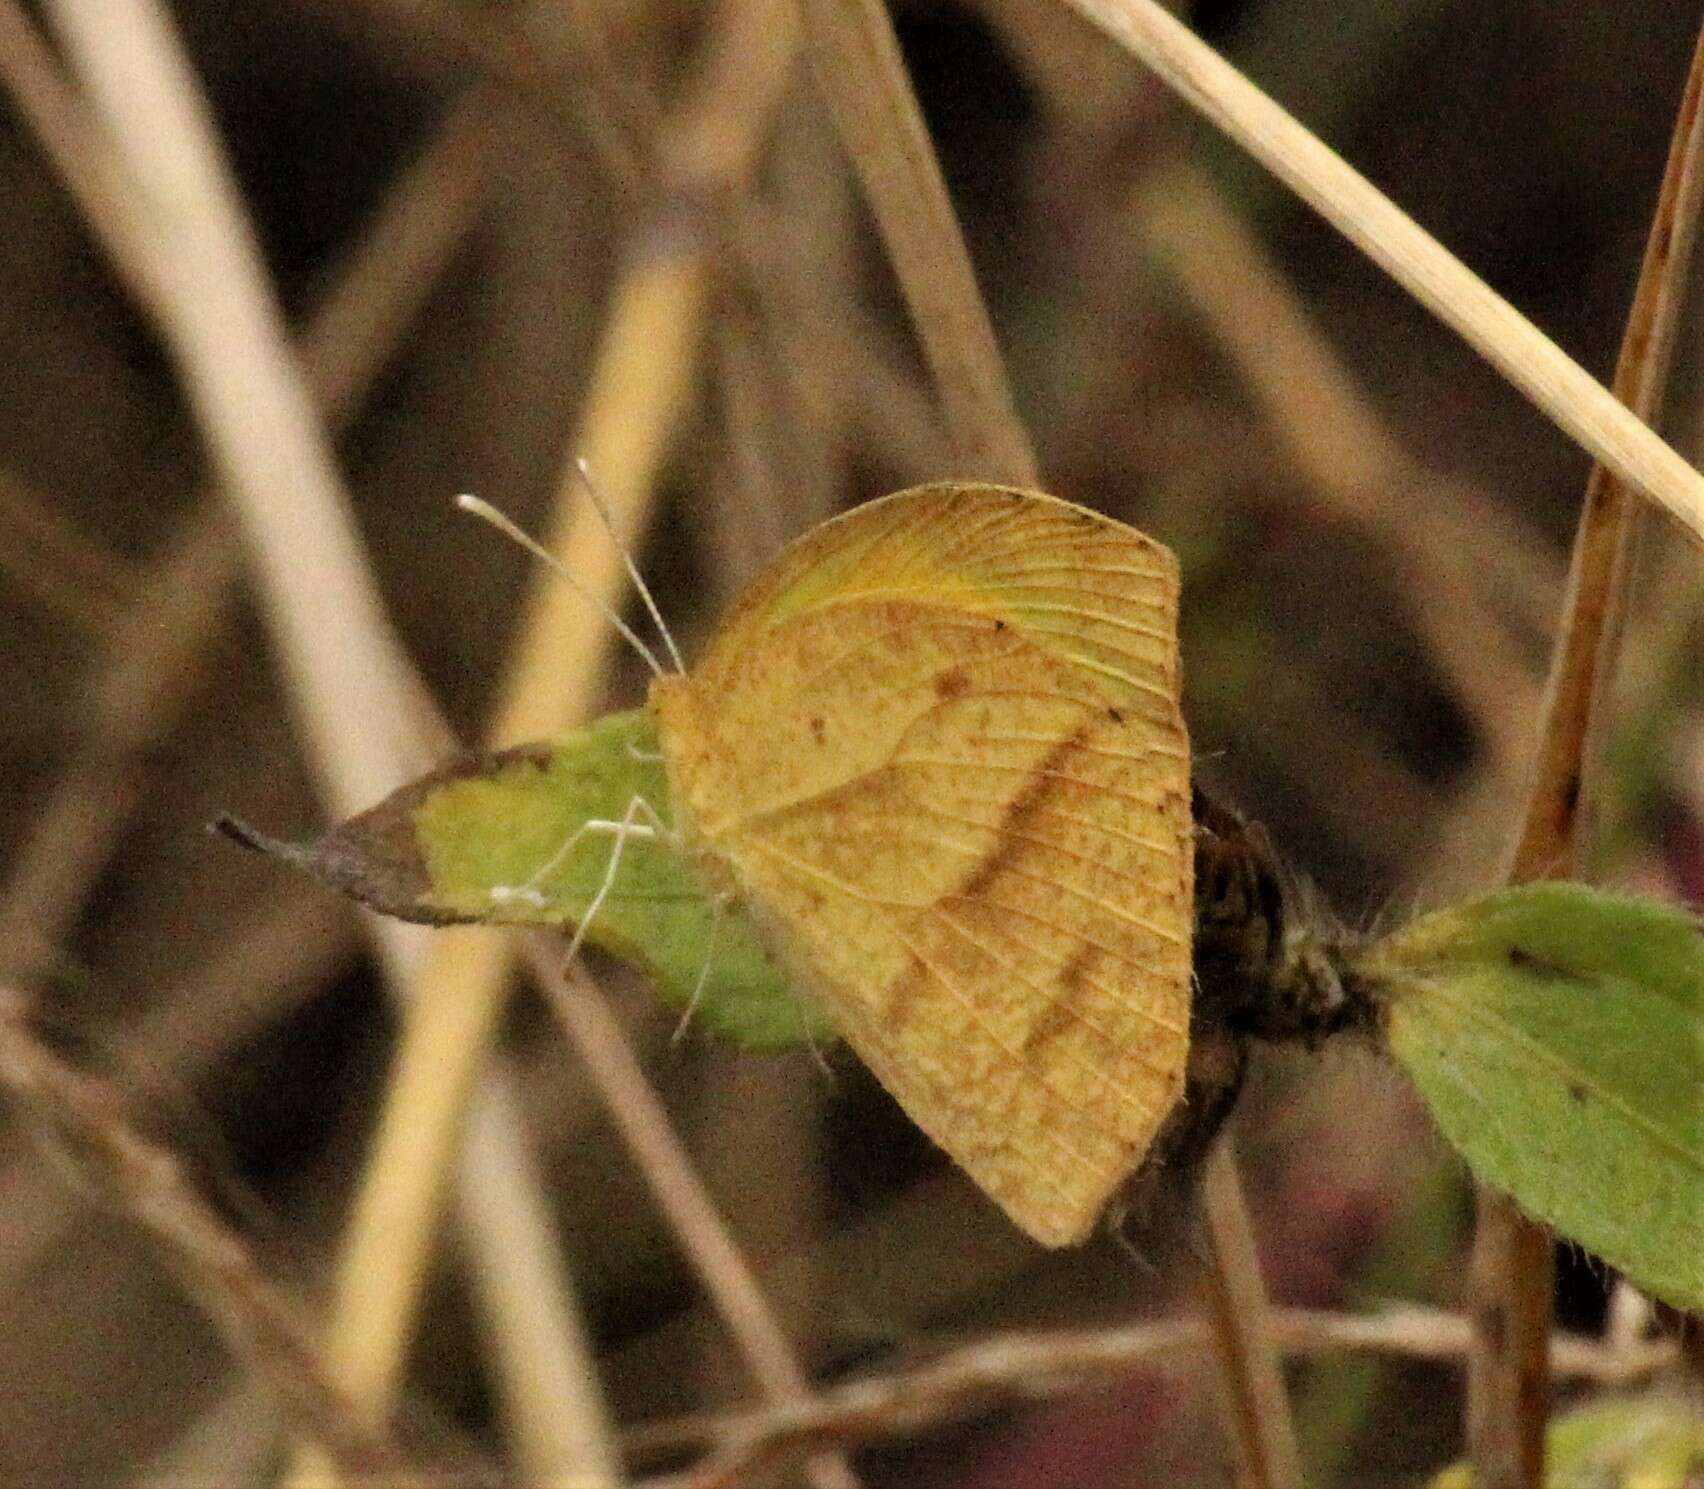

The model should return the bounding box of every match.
[652,483,1192,1245]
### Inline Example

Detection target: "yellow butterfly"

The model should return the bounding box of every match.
[651,482,1193,1246]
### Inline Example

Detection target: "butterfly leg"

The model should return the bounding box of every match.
[671,893,726,1044]
[491,794,673,910]
[560,793,669,964]
[670,893,832,1059]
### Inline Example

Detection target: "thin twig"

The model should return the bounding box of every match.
[0,880,356,1300]
[726,191,952,500]
[341,0,654,195]
[0,990,446,1488]
[708,106,861,595]
[1058,0,1704,547]
[0,96,492,980]
[795,0,1040,484]
[1468,18,1704,1489]
[309,4,856,1486]
[654,0,797,194]
[537,957,812,1399]
[33,5,608,1478]
[0,0,165,314]
[46,0,450,798]
[711,310,814,591]
[624,1301,1679,1487]
[795,4,1300,1469]
[1130,152,1548,776]
[0,466,134,640]
[1465,1200,1555,1489]
[1508,20,1704,883]
[538,951,860,1489]
[1198,1140,1304,1489]
[298,94,501,427]
[0,510,232,984]
[609,1167,1042,1402]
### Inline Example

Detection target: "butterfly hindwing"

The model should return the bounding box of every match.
[651,484,1192,1245]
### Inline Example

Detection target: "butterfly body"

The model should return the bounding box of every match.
[650,483,1193,1247]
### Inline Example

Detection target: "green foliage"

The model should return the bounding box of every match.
[1358,883,1704,1312]
[242,711,1704,1288]
[1431,1394,1704,1488]
[260,709,832,1052]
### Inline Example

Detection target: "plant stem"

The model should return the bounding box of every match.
[1059,0,1704,547]
[1199,1141,1305,1489]
[795,0,1040,484]
[1469,17,1704,1488]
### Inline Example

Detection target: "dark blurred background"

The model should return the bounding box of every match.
[0,1,1699,1483]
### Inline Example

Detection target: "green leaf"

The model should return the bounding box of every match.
[227,709,833,1052]
[1431,1394,1704,1488]
[1357,882,1704,1312]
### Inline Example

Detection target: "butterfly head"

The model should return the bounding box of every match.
[647,672,739,884]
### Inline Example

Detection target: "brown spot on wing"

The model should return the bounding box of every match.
[882,950,928,1025]
[954,721,1094,901]
[1019,942,1101,1055]
[934,666,970,701]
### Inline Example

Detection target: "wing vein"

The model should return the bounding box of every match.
[769,810,1188,947]
[893,757,1183,811]
[997,600,1175,645]
[879,922,1134,1182]
[927,901,1187,1061]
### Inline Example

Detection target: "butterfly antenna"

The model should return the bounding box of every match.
[574,458,685,674]
[455,494,666,678]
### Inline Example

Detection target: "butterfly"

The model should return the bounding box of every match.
[226,480,1194,1247]
[648,482,1193,1245]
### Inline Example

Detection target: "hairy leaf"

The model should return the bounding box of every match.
[1358,883,1704,1312]
[226,710,832,1052]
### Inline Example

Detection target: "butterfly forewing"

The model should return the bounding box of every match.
[651,484,1192,1245]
